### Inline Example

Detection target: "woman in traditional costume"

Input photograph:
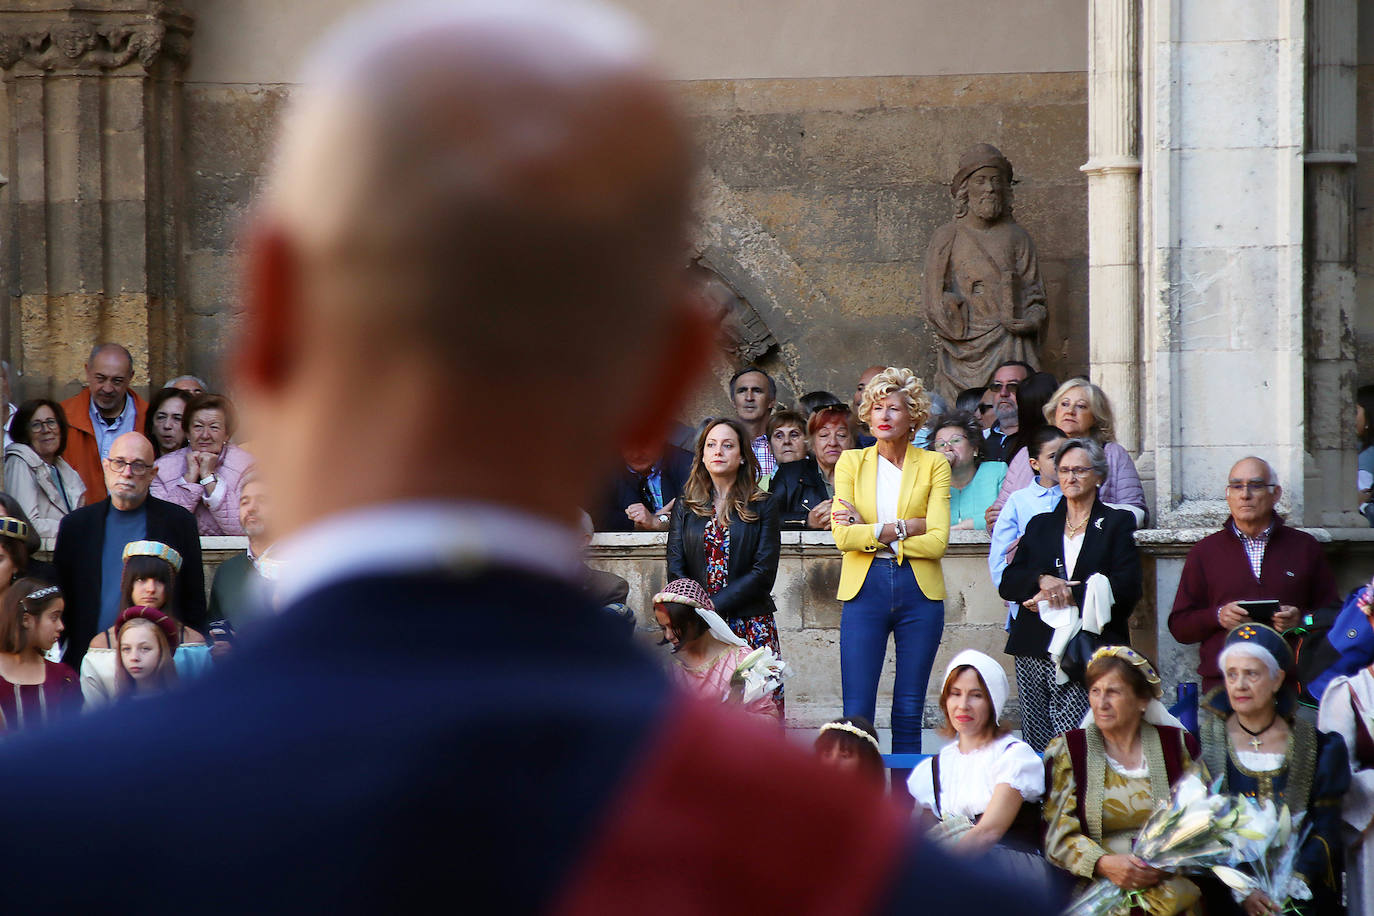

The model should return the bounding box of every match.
[1043,646,1202,915]
[814,716,886,789]
[112,606,180,700]
[1199,624,1348,916]
[81,540,210,707]
[651,577,782,720]
[1317,578,1374,915]
[910,650,1044,853]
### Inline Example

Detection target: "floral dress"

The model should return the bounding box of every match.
[1044,724,1202,916]
[704,514,784,714]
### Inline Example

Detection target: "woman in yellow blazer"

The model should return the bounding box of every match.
[832,367,951,799]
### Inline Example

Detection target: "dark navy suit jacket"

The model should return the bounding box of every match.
[0,566,1061,913]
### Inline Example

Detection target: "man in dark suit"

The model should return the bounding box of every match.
[593,440,692,531]
[0,4,1057,913]
[52,430,205,670]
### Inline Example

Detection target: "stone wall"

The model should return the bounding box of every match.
[589,528,1374,733]
[175,72,1090,416]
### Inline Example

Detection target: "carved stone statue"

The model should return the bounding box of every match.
[923,144,1047,401]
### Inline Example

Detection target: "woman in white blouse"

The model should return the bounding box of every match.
[909,649,1045,854]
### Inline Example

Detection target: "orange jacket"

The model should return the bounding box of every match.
[59,389,149,505]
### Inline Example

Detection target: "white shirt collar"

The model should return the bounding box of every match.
[273,501,584,608]
[1031,480,1062,497]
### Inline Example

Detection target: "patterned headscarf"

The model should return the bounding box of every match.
[1089,645,1163,699]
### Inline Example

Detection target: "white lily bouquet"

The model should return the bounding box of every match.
[728,646,786,704]
[1066,768,1265,916]
[927,812,975,846]
[1211,801,1312,914]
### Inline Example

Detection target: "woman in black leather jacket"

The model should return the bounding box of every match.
[667,417,783,710]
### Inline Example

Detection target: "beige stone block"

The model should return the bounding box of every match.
[46,200,104,293]
[997,103,1089,184]
[877,72,1086,110]
[103,129,147,202]
[693,112,804,188]
[184,85,291,177]
[734,77,883,115]
[811,261,919,320]
[670,79,736,114]
[799,107,986,188]
[734,187,879,262]
[874,185,958,262]
[105,201,149,294]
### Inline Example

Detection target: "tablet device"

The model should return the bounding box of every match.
[1237,599,1280,626]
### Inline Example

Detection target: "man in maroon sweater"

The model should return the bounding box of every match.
[1169,456,1338,691]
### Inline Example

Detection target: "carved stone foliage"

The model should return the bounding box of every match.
[0,10,191,72]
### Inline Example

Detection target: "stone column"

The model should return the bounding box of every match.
[1303,0,1360,527]
[1082,0,1141,457]
[1140,0,1308,529]
[0,2,193,398]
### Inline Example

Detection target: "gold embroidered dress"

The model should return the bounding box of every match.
[1044,723,1201,916]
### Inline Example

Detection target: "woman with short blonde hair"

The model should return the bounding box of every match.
[832,367,950,803]
[987,376,1146,528]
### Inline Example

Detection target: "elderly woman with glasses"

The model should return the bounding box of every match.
[987,377,1146,528]
[998,437,1143,753]
[930,411,1006,530]
[1198,625,1349,916]
[3,399,86,539]
[771,403,859,529]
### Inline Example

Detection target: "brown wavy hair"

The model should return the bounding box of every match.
[681,418,765,522]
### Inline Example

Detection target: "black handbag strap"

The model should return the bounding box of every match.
[931,752,942,819]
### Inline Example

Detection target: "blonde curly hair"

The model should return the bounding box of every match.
[857,367,931,438]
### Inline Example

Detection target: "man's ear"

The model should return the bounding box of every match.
[618,291,716,454]
[233,223,299,397]
[1272,484,1283,504]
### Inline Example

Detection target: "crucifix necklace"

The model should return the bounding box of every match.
[1236,713,1278,751]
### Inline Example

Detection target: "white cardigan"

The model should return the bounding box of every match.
[3,442,86,539]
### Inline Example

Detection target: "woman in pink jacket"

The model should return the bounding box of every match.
[150,394,254,535]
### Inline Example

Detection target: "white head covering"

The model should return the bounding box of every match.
[943,649,1009,722]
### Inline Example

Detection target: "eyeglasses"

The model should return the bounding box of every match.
[27,418,59,431]
[934,435,967,449]
[1226,481,1274,494]
[106,457,152,476]
[975,404,993,414]
[989,382,1020,393]
[1058,466,1096,479]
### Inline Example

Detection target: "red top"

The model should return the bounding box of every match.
[551,696,907,916]
[1168,517,1338,690]
[0,659,82,732]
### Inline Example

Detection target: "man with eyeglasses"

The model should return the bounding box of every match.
[980,360,1031,462]
[1168,456,1337,693]
[59,343,150,506]
[52,431,205,671]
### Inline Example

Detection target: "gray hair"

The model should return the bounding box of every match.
[88,343,134,373]
[1055,437,1109,485]
[1231,456,1278,487]
[1218,643,1280,681]
[167,374,208,390]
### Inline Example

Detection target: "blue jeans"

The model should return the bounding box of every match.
[840,557,945,756]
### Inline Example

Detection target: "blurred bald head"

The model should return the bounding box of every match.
[265,0,693,381]
[240,1,708,531]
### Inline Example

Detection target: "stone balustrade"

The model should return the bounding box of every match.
[40,527,1374,734]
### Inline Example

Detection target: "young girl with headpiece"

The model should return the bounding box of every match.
[0,578,82,731]
[652,577,784,720]
[112,606,180,699]
[814,716,886,789]
[80,540,209,707]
